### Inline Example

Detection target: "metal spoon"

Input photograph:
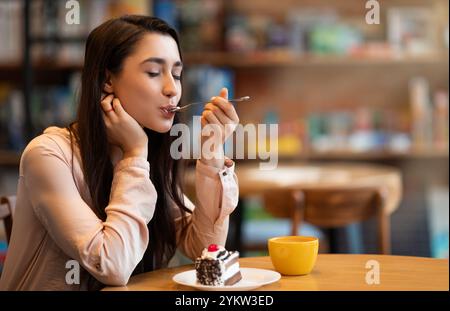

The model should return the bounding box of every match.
[169,96,251,113]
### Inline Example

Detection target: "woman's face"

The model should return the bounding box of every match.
[109,33,182,133]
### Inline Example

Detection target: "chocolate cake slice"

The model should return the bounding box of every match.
[195,244,242,286]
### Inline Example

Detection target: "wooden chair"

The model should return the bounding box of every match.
[0,195,16,244]
[263,186,391,254]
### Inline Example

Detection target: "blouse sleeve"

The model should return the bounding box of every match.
[175,158,239,260]
[21,135,157,286]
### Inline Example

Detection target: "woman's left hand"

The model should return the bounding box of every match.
[200,87,239,168]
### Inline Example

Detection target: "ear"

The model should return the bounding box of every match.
[103,70,114,94]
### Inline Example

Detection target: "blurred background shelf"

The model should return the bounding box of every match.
[0,150,21,166]
[279,148,450,161]
[184,51,450,67]
[2,148,447,167]
[3,52,448,72]
[0,62,83,72]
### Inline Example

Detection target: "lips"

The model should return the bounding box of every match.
[160,104,177,113]
[160,106,176,118]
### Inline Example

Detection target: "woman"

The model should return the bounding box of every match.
[0,16,239,290]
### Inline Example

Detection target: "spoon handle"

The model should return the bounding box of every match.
[172,96,250,112]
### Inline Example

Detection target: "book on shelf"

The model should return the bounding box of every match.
[0,0,153,65]
[387,6,439,57]
[409,77,449,151]
[426,185,449,258]
[0,86,25,152]
[0,1,22,63]
[433,91,449,150]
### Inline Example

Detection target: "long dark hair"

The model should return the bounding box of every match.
[67,15,191,286]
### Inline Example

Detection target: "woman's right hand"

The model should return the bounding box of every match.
[100,94,148,159]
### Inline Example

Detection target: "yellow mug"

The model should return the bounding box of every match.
[268,236,319,275]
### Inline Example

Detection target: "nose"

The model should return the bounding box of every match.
[162,74,178,99]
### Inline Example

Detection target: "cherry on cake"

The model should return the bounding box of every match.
[194,244,242,286]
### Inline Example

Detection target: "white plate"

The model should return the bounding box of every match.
[172,267,281,291]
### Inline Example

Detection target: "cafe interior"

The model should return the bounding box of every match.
[0,0,448,290]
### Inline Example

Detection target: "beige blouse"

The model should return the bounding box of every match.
[0,126,239,290]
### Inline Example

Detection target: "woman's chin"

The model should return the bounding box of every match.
[144,121,173,133]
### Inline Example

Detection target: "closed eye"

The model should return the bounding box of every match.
[147,72,181,80]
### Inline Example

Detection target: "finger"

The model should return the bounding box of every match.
[200,116,216,140]
[102,112,112,128]
[202,110,223,128]
[104,101,119,124]
[201,113,224,143]
[101,92,112,101]
[225,158,233,167]
[204,103,231,125]
[112,98,125,117]
[219,87,228,100]
[100,94,114,112]
[101,93,114,104]
[210,97,239,123]
[200,116,208,128]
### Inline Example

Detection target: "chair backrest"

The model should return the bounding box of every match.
[302,187,382,228]
[263,186,391,254]
[0,195,16,244]
[263,187,384,227]
[263,190,295,218]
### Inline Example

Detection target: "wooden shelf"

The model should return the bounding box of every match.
[0,63,21,71]
[235,148,449,162]
[184,51,449,67]
[0,150,21,166]
[0,61,82,72]
[301,148,449,160]
[1,147,447,167]
[1,51,448,72]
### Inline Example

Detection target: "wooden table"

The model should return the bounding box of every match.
[185,162,402,252]
[103,255,448,291]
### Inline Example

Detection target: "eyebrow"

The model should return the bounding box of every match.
[141,57,183,68]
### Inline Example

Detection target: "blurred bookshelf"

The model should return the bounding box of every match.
[3,51,449,72]
[0,61,83,72]
[2,146,449,167]
[281,148,450,161]
[0,150,21,166]
[0,0,445,163]
[184,51,449,67]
